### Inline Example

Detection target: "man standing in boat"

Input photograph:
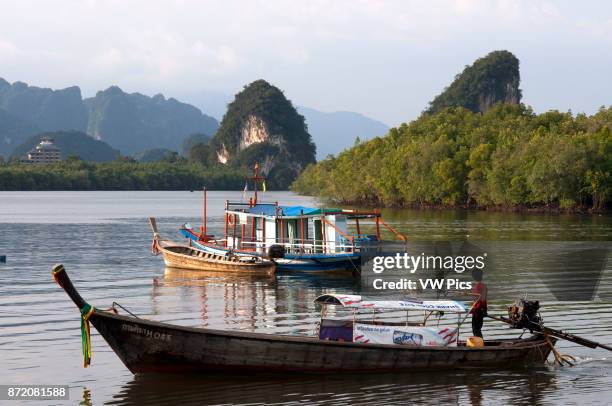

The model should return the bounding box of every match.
[471,268,488,338]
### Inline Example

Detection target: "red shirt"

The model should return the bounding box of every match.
[471,281,488,314]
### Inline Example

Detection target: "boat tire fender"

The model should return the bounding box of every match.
[268,244,285,259]
[227,214,236,226]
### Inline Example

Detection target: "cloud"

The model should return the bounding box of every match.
[93,48,124,69]
[0,0,610,124]
[0,37,20,61]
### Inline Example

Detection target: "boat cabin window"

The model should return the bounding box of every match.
[316,303,464,348]
[313,219,323,253]
[276,219,308,252]
[319,319,353,342]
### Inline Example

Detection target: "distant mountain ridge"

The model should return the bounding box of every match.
[297,107,389,159]
[85,86,218,154]
[0,77,389,162]
[0,108,41,156]
[0,78,87,132]
[0,78,218,157]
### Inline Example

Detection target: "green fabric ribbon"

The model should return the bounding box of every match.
[80,304,94,368]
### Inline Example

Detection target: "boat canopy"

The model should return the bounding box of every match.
[227,203,381,219]
[250,204,334,216]
[315,294,467,313]
[230,203,345,217]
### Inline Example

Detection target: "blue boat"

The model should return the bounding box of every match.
[180,164,406,274]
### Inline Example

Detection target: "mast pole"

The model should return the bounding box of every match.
[233,213,237,249]
[241,224,245,250]
[300,210,305,248]
[253,163,259,205]
[224,200,229,247]
[251,216,256,249]
[321,209,327,254]
[262,213,266,254]
[202,187,207,237]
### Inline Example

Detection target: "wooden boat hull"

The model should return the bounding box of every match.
[157,242,275,276]
[52,265,554,375]
[163,267,275,284]
[184,233,361,273]
[90,310,553,374]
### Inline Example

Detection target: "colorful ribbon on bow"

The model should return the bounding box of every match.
[81,304,94,368]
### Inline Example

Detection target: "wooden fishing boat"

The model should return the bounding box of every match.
[150,218,275,276]
[179,164,406,273]
[53,265,556,374]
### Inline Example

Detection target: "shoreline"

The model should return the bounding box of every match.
[310,198,609,215]
[1,188,607,214]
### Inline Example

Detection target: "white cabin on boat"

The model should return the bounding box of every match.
[223,202,380,255]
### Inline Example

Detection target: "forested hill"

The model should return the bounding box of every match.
[292,104,612,211]
[292,50,612,212]
[427,50,521,114]
[208,79,316,188]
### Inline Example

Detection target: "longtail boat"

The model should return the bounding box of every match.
[180,163,407,273]
[53,265,558,374]
[150,218,275,276]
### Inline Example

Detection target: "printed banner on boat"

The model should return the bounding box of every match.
[353,323,457,347]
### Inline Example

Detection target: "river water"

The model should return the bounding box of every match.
[1,191,611,405]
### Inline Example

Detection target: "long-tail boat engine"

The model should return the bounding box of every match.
[507,300,542,332]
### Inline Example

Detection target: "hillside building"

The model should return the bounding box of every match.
[22,137,61,164]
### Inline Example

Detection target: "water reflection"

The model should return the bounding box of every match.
[108,368,559,405]
[152,267,357,334]
[80,387,92,406]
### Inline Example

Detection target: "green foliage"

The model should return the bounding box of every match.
[292,104,612,211]
[0,160,245,190]
[427,50,521,114]
[188,143,212,165]
[181,133,211,156]
[134,148,176,162]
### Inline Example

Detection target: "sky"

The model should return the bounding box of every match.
[0,0,611,126]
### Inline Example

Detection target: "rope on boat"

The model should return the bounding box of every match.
[543,332,576,366]
[111,301,141,319]
[346,253,362,276]
[80,304,94,368]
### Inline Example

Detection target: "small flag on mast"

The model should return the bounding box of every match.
[243,182,248,201]
[262,180,267,193]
